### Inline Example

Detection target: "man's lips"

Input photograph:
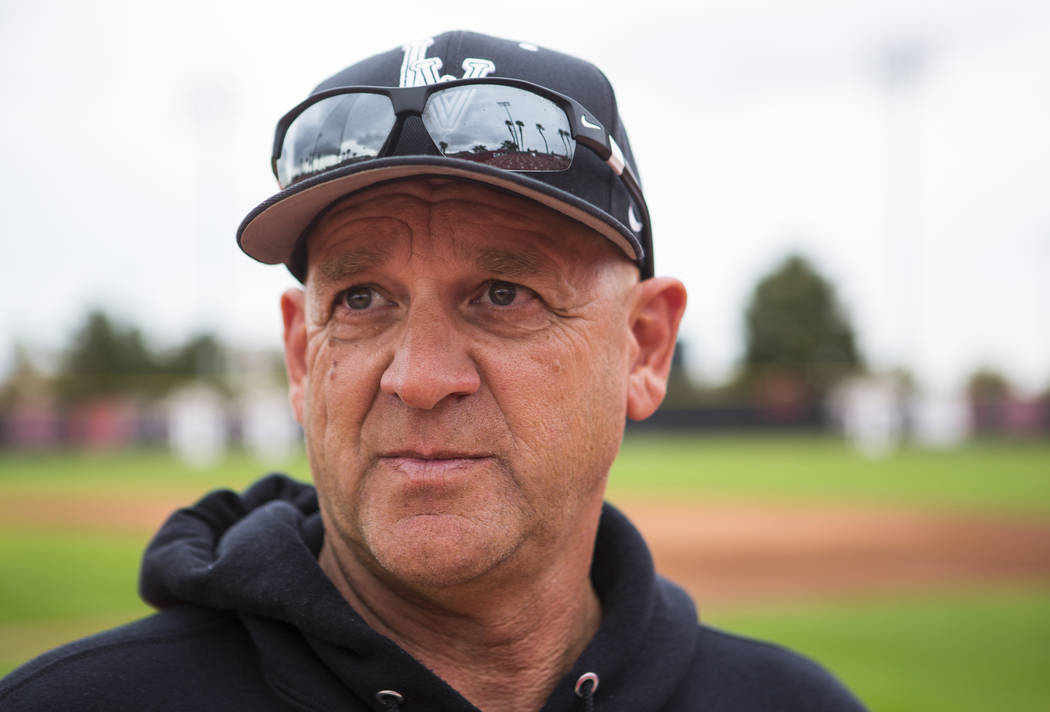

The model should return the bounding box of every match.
[381,449,488,460]
[378,451,493,479]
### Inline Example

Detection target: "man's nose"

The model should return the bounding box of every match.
[379,303,481,409]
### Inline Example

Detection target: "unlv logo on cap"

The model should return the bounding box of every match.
[400,38,497,133]
[399,37,496,87]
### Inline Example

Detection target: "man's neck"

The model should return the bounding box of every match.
[318,538,602,712]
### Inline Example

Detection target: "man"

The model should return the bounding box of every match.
[1,31,866,711]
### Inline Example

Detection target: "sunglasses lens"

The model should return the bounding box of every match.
[422,85,574,171]
[277,93,396,188]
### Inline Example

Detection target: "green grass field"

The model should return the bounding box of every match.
[3,433,1047,511]
[708,589,1050,712]
[2,434,1049,710]
[610,433,1050,513]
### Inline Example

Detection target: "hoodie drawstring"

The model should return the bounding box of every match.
[376,675,599,711]
[574,672,599,712]
[375,690,404,711]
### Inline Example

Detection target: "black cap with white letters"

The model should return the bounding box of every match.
[236,30,653,280]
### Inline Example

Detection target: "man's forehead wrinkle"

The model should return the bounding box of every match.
[474,249,549,279]
[315,242,396,285]
[434,196,572,235]
[307,182,626,291]
[309,214,408,285]
[426,197,458,261]
[314,212,411,245]
[437,201,567,280]
[323,188,439,218]
[437,197,619,273]
[451,218,555,255]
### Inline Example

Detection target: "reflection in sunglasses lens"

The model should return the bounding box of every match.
[278,93,396,187]
[423,85,574,171]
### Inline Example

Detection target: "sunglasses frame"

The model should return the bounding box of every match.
[270,77,650,267]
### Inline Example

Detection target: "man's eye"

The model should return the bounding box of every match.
[488,281,518,306]
[340,286,376,310]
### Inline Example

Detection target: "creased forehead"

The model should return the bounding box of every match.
[304,178,631,282]
[317,242,397,285]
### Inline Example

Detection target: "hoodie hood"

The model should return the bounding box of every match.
[140,474,700,711]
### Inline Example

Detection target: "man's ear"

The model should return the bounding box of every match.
[626,277,688,421]
[281,288,308,425]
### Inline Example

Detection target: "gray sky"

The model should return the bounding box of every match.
[2,0,1048,393]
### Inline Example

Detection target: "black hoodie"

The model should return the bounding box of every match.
[0,475,867,711]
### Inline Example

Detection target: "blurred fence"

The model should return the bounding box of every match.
[0,389,302,463]
[4,392,1046,453]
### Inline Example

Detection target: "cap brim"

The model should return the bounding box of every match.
[236,156,643,278]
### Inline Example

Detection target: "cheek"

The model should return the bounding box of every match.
[304,341,392,537]
[551,319,629,404]
[562,334,630,454]
[303,340,384,470]
[498,321,629,471]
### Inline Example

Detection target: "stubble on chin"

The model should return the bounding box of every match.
[322,454,534,590]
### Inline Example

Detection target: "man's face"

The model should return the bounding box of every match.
[283,178,642,590]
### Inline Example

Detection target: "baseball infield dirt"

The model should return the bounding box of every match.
[617,499,1050,606]
[4,492,1050,605]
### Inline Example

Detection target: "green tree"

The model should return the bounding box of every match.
[165,333,224,377]
[57,310,158,402]
[966,367,1012,432]
[162,333,228,393]
[48,311,232,404]
[966,367,1010,402]
[741,254,862,402]
[0,344,49,410]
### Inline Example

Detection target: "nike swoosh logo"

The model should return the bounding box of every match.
[580,115,601,130]
[628,206,643,232]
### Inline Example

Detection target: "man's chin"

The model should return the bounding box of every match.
[365,512,518,589]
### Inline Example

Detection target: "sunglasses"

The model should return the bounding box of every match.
[270,76,650,245]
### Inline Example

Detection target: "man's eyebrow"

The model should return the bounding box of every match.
[316,245,393,284]
[474,248,559,279]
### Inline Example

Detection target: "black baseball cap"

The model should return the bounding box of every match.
[236,30,653,280]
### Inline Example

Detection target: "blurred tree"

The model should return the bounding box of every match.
[54,311,231,403]
[164,333,227,391]
[966,366,1011,433]
[966,367,1010,402]
[56,311,158,403]
[0,344,50,409]
[740,254,863,404]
